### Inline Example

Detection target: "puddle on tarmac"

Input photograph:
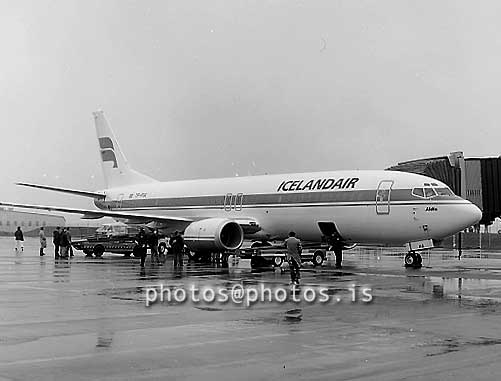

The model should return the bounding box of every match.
[423,337,501,357]
[425,276,501,303]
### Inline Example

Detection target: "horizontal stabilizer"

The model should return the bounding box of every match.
[16,182,106,199]
[0,201,193,228]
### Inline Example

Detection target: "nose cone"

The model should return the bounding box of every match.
[455,202,482,231]
[468,203,483,226]
[433,201,482,239]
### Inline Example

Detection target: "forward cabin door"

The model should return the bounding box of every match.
[376,180,393,215]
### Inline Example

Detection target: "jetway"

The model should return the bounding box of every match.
[388,153,501,226]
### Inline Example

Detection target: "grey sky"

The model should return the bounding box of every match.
[1,0,500,221]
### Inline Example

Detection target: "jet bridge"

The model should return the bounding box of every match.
[388,153,501,226]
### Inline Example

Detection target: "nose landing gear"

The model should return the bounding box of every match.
[404,252,423,268]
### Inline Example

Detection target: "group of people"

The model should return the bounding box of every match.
[52,226,73,258]
[16,224,344,283]
[14,225,72,258]
[135,228,185,268]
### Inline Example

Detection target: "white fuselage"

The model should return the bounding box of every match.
[94,169,481,245]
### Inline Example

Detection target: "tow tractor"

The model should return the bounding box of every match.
[239,243,328,268]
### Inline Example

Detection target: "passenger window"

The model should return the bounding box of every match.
[424,187,437,198]
[412,188,425,198]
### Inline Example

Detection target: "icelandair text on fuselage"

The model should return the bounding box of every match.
[277,177,359,192]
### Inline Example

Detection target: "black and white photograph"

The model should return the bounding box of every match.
[1,1,500,380]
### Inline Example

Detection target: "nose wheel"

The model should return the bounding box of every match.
[404,252,422,268]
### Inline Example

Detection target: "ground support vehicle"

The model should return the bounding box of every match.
[238,244,327,268]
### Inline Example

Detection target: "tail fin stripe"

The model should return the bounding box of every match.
[98,137,114,150]
[101,150,118,168]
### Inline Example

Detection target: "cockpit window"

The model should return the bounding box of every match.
[412,188,425,198]
[413,186,451,198]
[424,187,437,198]
[435,187,454,196]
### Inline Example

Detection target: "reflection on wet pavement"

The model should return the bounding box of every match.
[1,237,501,380]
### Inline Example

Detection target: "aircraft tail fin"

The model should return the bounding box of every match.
[93,111,157,188]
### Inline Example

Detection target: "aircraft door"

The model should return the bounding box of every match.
[376,180,393,215]
[224,193,244,211]
[224,193,232,211]
[235,193,243,211]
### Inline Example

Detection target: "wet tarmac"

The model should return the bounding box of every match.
[1,237,501,380]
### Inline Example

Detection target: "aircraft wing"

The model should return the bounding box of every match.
[0,201,193,226]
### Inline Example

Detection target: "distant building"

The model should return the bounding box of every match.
[0,207,66,236]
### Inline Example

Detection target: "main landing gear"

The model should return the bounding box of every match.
[404,252,422,269]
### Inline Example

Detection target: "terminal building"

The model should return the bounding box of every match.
[0,207,66,237]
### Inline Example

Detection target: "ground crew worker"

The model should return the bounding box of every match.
[136,228,148,268]
[67,227,74,257]
[285,231,302,285]
[170,231,184,267]
[149,229,160,265]
[39,227,47,256]
[329,232,343,269]
[53,227,61,259]
[14,226,24,253]
[59,228,70,258]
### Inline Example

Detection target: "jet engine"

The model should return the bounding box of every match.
[184,218,244,251]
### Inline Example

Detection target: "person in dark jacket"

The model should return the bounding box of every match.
[329,232,344,269]
[136,228,148,268]
[53,227,61,259]
[14,226,24,253]
[59,227,70,258]
[149,229,160,265]
[169,231,184,267]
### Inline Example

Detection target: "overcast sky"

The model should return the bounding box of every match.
[1,0,500,221]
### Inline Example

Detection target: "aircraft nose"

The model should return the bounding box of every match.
[461,202,482,228]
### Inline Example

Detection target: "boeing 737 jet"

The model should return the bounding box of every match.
[0,111,481,267]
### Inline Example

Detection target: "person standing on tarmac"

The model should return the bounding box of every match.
[67,227,74,257]
[14,226,24,253]
[329,232,344,269]
[136,228,148,268]
[285,231,302,285]
[53,227,61,259]
[39,227,47,256]
[170,231,184,267]
[59,228,70,258]
[149,229,161,265]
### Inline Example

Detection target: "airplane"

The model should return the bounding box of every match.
[0,111,482,267]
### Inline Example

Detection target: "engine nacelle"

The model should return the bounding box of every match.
[184,218,244,251]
